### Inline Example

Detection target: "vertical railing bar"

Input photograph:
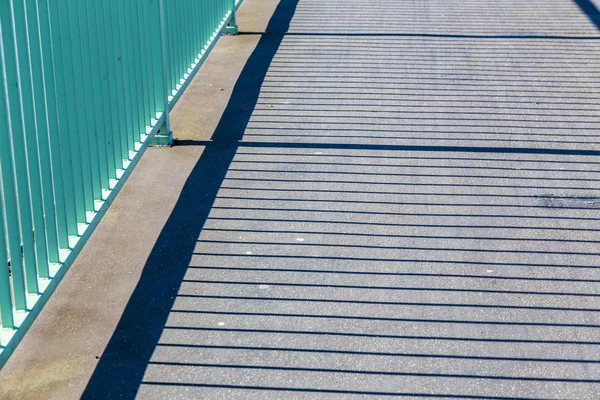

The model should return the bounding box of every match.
[34,0,67,256]
[183,0,192,77]
[193,0,201,59]
[197,1,204,63]
[190,0,196,58]
[32,0,64,264]
[177,0,184,80]
[117,0,135,158]
[179,0,186,87]
[103,0,123,174]
[201,0,208,51]
[105,0,127,166]
[203,0,210,49]
[182,0,189,73]
[62,0,90,226]
[7,0,40,294]
[192,0,201,57]
[200,0,208,50]
[206,0,213,49]
[129,0,145,145]
[207,0,213,60]
[124,0,138,147]
[150,0,159,125]
[94,0,118,183]
[147,0,158,125]
[82,0,110,196]
[172,1,182,96]
[73,0,101,209]
[159,0,171,134]
[105,0,122,176]
[22,0,54,278]
[136,0,152,131]
[210,0,216,42]
[66,0,94,217]
[48,0,80,238]
[151,0,164,122]
[165,1,175,98]
[200,0,206,50]
[109,0,129,164]
[124,0,141,154]
[198,0,204,54]
[143,0,154,134]
[173,0,182,98]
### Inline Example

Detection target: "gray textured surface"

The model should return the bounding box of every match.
[140,0,600,398]
[3,0,600,398]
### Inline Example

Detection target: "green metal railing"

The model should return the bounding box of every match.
[0,0,240,367]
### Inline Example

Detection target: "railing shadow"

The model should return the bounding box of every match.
[573,0,600,30]
[81,0,300,398]
[81,0,600,398]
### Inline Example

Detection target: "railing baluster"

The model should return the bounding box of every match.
[47,1,78,240]
[21,0,54,279]
[29,0,62,268]
[128,0,144,149]
[159,0,172,143]
[99,0,121,179]
[68,0,96,219]
[5,0,39,295]
[83,0,110,198]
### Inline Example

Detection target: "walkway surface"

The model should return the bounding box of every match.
[3,0,600,398]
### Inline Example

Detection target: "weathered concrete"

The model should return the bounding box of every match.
[3,0,600,398]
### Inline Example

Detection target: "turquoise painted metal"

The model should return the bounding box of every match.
[0,0,241,368]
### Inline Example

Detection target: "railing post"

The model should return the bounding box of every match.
[223,0,239,35]
[151,0,173,146]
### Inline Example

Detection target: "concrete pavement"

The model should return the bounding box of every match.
[3,0,600,398]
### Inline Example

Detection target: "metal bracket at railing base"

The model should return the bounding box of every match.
[222,22,239,35]
[150,129,174,147]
